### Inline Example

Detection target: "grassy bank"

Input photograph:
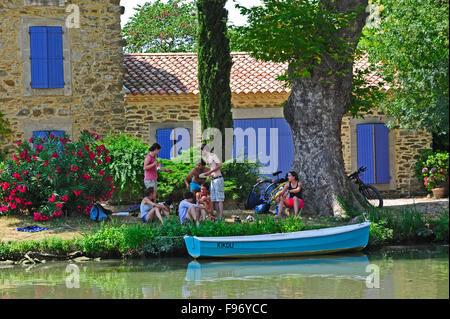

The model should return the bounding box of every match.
[0,208,448,262]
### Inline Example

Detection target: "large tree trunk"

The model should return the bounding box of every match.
[284,0,369,216]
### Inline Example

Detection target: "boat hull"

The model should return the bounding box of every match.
[184,222,371,258]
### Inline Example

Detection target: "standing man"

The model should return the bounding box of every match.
[201,144,224,219]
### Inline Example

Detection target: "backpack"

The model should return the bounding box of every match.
[90,204,109,221]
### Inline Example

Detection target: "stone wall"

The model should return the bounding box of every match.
[0,0,125,153]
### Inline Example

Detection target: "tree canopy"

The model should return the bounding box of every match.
[122,0,198,53]
[358,0,449,135]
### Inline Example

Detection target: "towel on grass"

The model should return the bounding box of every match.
[17,225,51,232]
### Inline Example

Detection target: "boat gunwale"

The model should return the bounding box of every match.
[184,221,371,243]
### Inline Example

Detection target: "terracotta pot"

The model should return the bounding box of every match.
[432,187,446,199]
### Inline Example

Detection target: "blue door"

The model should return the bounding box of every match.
[356,123,390,184]
[233,118,294,177]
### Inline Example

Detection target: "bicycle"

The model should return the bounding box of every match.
[245,170,287,212]
[262,171,288,212]
[348,166,383,208]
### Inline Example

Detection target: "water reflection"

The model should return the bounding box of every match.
[185,253,370,282]
[0,245,448,299]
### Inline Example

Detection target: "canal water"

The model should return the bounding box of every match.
[0,245,448,299]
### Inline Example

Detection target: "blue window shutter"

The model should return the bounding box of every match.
[174,128,190,157]
[47,27,64,88]
[233,118,294,177]
[356,124,375,184]
[30,27,49,88]
[374,124,390,183]
[50,130,65,137]
[272,118,294,178]
[156,129,173,160]
[32,131,49,141]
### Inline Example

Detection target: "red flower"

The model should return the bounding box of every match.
[83,173,91,181]
[48,194,56,202]
[29,137,34,143]
[12,173,22,181]
[70,166,79,172]
[17,140,22,146]
[61,195,69,202]
[17,185,26,193]
[73,190,82,196]
[51,152,59,159]
[97,159,103,165]
[43,161,49,167]
[34,212,41,221]
[0,205,8,213]
[56,202,63,209]
[1,182,9,191]
[105,156,111,163]
[99,170,104,176]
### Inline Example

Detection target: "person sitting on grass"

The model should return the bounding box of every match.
[140,187,167,225]
[178,191,204,226]
[276,171,304,218]
[196,184,214,220]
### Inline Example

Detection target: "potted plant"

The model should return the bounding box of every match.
[423,167,447,199]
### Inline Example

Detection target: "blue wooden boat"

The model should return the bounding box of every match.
[185,253,370,281]
[184,221,370,258]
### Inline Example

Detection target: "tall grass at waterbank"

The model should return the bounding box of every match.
[0,209,447,261]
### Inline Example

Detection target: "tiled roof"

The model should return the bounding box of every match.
[123,52,385,96]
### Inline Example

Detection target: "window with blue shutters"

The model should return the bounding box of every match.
[32,130,65,151]
[356,123,390,184]
[233,118,294,177]
[30,26,64,89]
[156,128,191,160]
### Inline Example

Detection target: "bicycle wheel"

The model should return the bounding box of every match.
[245,180,272,209]
[360,184,383,208]
[264,182,286,213]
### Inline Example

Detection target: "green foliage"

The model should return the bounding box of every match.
[414,150,449,191]
[236,0,365,83]
[0,130,115,220]
[197,0,233,149]
[359,0,449,135]
[368,220,394,247]
[102,132,149,202]
[122,0,198,53]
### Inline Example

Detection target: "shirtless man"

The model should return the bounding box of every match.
[200,144,224,219]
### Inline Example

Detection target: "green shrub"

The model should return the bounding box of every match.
[368,220,394,248]
[102,132,149,203]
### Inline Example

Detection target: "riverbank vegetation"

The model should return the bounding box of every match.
[0,206,447,262]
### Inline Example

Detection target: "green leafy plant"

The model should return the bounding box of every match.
[102,132,149,203]
[0,130,115,220]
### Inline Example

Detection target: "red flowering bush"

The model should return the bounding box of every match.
[0,130,116,221]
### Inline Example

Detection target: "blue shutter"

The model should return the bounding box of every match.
[174,128,190,157]
[156,129,173,160]
[233,118,294,177]
[30,27,49,88]
[272,118,294,178]
[374,124,390,183]
[356,124,375,184]
[32,131,49,142]
[47,27,64,88]
[30,26,64,89]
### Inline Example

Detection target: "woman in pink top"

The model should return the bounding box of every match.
[143,143,172,197]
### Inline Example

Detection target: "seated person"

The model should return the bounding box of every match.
[140,187,167,225]
[184,159,209,194]
[178,191,200,226]
[196,184,214,219]
[276,171,304,218]
[157,196,173,218]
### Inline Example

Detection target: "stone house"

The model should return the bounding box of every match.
[123,52,432,197]
[0,0,126,152]
[0,1,431,197]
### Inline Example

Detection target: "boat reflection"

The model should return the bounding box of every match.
[185,252,370,282]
